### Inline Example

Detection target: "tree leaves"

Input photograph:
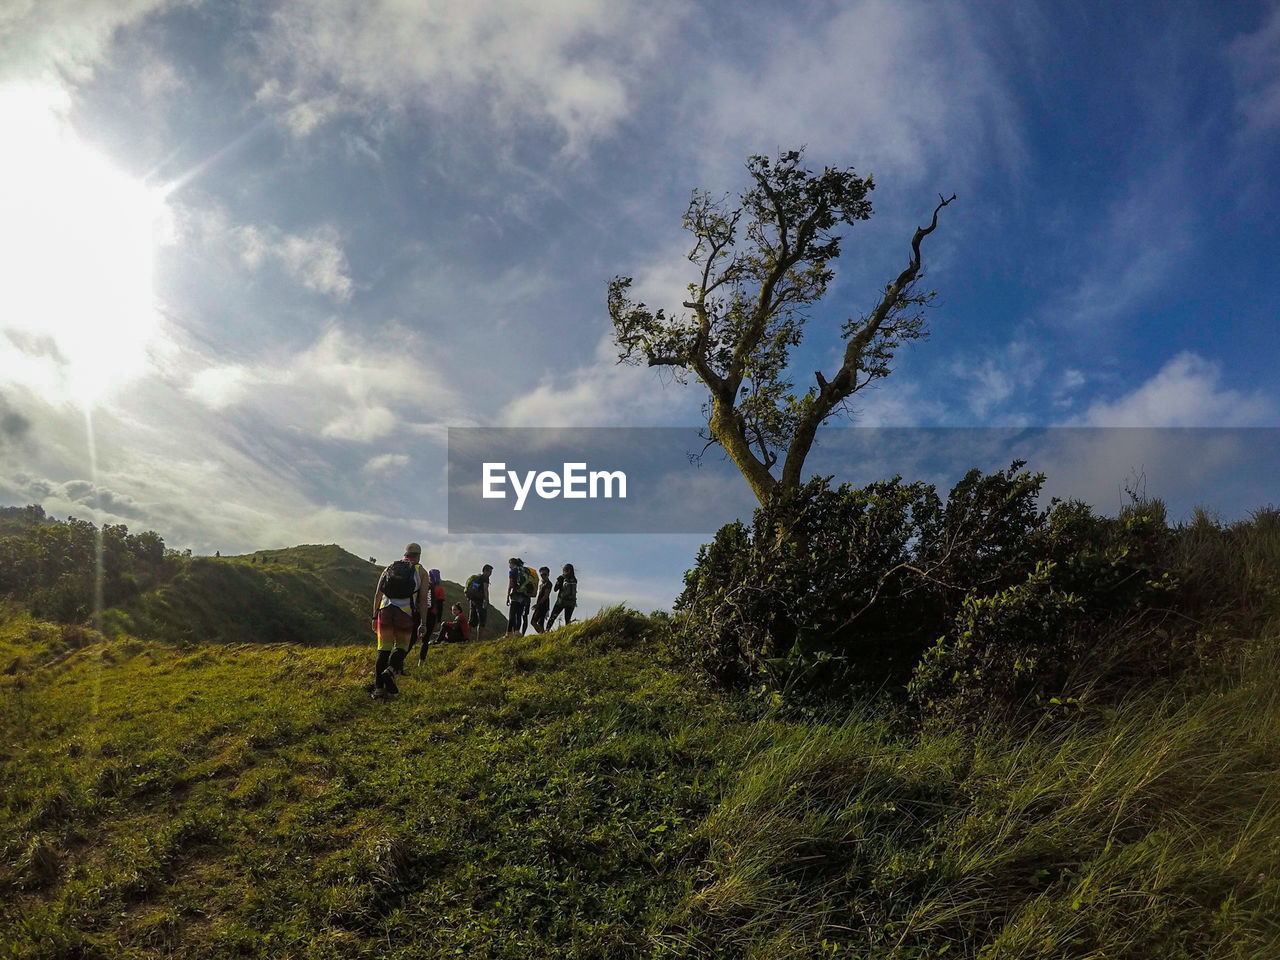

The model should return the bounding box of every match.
[609,147,951,508]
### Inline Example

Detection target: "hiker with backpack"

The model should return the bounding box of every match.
[548,563,578,628]
[517,560,538,632]
[369,543,424,699]
[415,568,447,668]
[435,602,471,643]
[506,557,533,637]
[464,565,492,643]
[531,566,553,633]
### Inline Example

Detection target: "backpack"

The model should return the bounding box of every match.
[559,576,577,606]
[465,574,486,603]
[519,568,540,599]
[509,565,531,600]
[383,560,417,600]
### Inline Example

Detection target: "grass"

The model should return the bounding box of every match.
[114,544,506,646]
[2,606,1278,958]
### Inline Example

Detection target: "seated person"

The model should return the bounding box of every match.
[435,603,472,643]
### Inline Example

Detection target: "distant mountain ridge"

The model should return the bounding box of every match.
[0,507,507,644]
[127,545,509,645]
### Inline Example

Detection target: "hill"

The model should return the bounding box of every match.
[0,507,507,645]
[127,544,506,645]
[240,544,508,638]
[2,607,1278,958]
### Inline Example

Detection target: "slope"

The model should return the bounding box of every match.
[0,511,508,646]
[230,544,507,639]
[2,607,1278,959]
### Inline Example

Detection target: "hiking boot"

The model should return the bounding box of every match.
[379,668,399,696]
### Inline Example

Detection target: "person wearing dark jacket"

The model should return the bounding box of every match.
[416,568,446,667]
[506,557,531,637]
[548,563,577,628]
[531,566,553,633]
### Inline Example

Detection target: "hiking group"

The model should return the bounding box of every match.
[368,543,579,699]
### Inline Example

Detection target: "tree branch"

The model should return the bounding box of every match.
[778,193,956,492]
[727,208,819,393]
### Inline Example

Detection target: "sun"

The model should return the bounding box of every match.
[0,83,172,409]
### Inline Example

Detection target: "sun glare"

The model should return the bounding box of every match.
[0,83,172,408]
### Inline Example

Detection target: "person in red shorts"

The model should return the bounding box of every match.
[369,542,423,699]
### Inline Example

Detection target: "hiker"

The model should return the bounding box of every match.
[517,559,538,632]
[416,568,446,667]
[369,542,424,699]
[548,562,578,628]
[435,602,471,643]
[531,566,552,633]
[464,564,492,643]
[506,557,532,637]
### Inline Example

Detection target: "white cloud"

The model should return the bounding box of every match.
[1056,368,1086,399]
[687,0,1021,184]
[230,222,354,302]
[0,330,65,399]
[254,81,349,138]
[844,380,945,428]
[175,204,354,302]
[0,330,459,559]
[255,0,684,154]
[502,332,700,428]
[0,0,174,84]
[363,453,409,474]
[1072,352,1276,427]
[137,50,185,101]
[1229,6,1280,138]
[959,340,1046,420]
[322,405,397,442]
[186,364,250,411]
[184,325,460,444]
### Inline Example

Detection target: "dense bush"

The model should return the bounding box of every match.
[0,505,173,623]
[674,465,1275,719]
[675,463,1055,692]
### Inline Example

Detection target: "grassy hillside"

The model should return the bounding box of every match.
[121,545,507,646]
[0,508,508,646]
[2,607,1278,958]
[240,545,507,637]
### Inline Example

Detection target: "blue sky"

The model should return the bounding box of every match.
[1,0,1278,613]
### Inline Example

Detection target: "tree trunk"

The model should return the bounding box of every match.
[709,400,778,508]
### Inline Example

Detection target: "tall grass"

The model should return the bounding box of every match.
[2,606,1277,957]
[657,650,1280,958]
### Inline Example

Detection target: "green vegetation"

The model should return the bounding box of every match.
[2,491,1278,957]
[0,508,506,644]
[3,603,1278,957]
[609,148,952,512]
[676,463,1280,721]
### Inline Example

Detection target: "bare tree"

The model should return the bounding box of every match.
[610,148,954,509]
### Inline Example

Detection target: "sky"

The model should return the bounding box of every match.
[1,0,1278,614]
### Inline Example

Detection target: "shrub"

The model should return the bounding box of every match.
[675,464,1242,719]
[675,462,1050,694]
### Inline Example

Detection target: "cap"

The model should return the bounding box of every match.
[404,542,422,557]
